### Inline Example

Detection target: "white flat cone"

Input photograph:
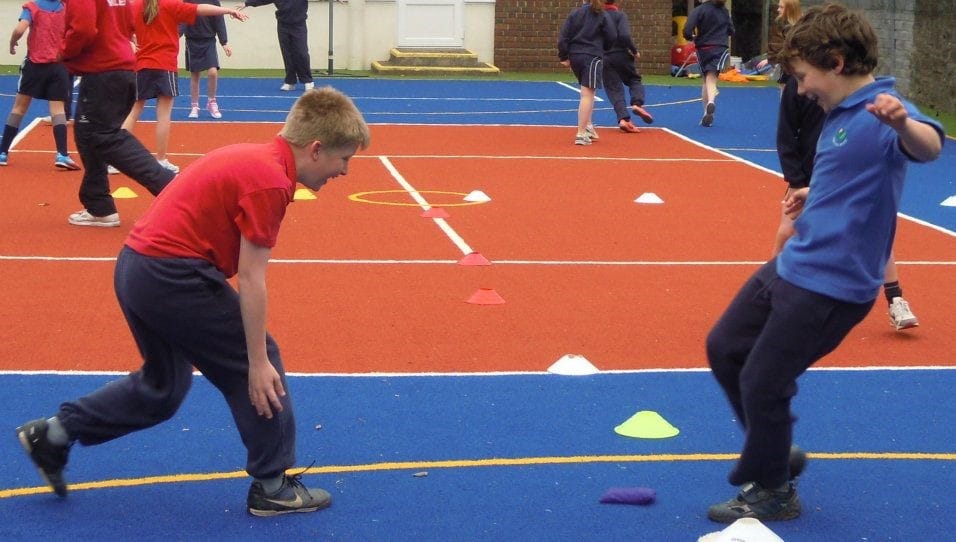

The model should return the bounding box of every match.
[941,195,956,207]
[698,518,785,542]
[634,192,664,204]
[547,354,599,375]
[464,190,492,203]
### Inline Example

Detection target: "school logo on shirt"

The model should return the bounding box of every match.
[832,127,849,147]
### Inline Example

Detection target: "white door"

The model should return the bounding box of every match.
[396,0,464,48]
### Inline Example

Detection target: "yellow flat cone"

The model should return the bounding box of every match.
[112,186,138,199]
[294,188,317,200]
[614,410,679,439]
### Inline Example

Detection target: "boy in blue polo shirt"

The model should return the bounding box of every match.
[705,3,943,524]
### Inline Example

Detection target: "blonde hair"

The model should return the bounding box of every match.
[280,86,371,151]
[587,0,603,14]
[143,0,159,24]
[777,0,802,26]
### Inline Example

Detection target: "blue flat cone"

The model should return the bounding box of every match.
[614,410,679,439]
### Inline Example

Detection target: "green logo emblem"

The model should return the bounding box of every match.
[833,128,848,146]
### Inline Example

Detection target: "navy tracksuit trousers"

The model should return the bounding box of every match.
[278,21,313,85]
[602,49,646,121]
[57,247,297,479]
[706,259,872,488]
[73,71,175,216]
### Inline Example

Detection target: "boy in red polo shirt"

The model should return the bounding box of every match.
[17,87,371,517]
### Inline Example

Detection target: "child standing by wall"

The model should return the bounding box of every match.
[0,0,80,170]
[601,0,653,133]
[558,0,615,145]
[706,3,943,523]
[758,0,802,83]
[682,0,734,127]
[119,0,246,174]
[16,86,371,516]
[181,0,232,119]
[240,0,313,91]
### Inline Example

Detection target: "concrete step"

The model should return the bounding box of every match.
[371,48,499,76]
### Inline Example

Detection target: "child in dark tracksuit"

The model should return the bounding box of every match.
[705,4,944,524]
[682,0,734,127]
[601,0,653,133]
[16,87,371,517]
[558,0,616,145]
[243,0,312,91]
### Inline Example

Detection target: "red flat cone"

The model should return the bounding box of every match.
[421,207,450,218]
[458,252,491,266]
[466,288,505,305]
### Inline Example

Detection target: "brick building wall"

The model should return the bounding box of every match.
[494,0,673,74]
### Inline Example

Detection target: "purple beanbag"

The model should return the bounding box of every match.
[599,486,656,505]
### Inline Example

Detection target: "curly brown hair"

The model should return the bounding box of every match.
[780,3,878,76]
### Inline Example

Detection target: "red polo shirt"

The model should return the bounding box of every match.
[126,137,298,278]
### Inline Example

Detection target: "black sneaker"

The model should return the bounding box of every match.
[701,102,716,127]
[247,473,332,517]
[707,481,801,523]
[15,418,71,497]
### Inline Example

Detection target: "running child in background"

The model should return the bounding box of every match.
[706,3,943,524]
[0,0,80,170]
[683,0,734,127]
[181,0,232,119]
[119,0,246,174]
[558,0,616,145]
[601,0,653,134]
[774,75,920,330]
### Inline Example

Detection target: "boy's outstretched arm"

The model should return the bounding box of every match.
[866,93,943,162]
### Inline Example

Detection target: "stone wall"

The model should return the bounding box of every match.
[783,0,953,112]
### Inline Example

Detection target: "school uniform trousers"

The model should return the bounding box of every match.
[706,259,873,489]
[277,21,312,85]
[56,246,297,479]
[602,49,646,121]
[73,71,175,216]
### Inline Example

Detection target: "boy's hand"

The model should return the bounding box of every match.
[782,186,809,219]
[248,360,285,419]
[223,44,233,57]
[865,93,907,130]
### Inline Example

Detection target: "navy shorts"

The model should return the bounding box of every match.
[185,37,220,73]
[696,45,729,74]
[135,69,179,100]
[18,58,71,101]
[568,54,603,90]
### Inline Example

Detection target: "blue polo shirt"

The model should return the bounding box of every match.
[777,77,944,303]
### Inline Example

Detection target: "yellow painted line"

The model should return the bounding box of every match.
[0,452,956,499]
[3,451,954,500]
[348,189,485,207]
